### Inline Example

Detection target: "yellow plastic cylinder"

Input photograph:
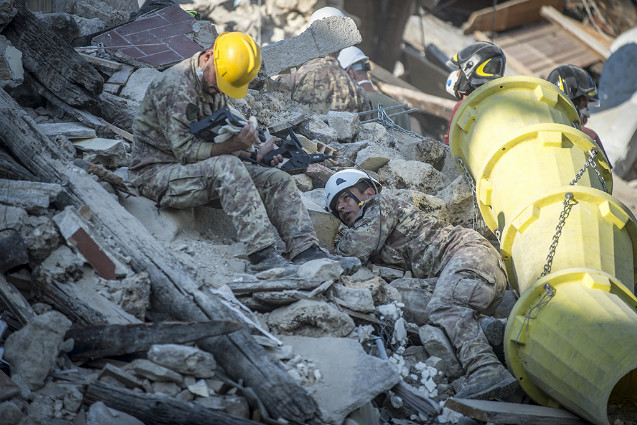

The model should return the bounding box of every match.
[450,76,637,425]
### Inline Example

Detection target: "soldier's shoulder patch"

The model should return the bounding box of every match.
[185,103,199,121]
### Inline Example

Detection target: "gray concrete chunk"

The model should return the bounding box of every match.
[148,344,216,378]
[283,336,400,425]
[267,299,355,337]
[418,325,464,379]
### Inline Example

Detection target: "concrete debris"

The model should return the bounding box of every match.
[0,35,22,89]
[378,158,450,195]
[328,110,361,141]
[267,299,355,337]
[296,257,343,282]
[147,344,217,378]
[283,335,401,425]
[73,137,129,169]
[86,401,145,425]
[118,68,161,102]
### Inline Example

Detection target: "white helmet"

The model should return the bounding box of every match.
[338,46,369,70]
[446,70,459,97]
[324,169,381,217]
[308,6,345,26]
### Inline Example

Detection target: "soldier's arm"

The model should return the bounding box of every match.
[334,198,395,261]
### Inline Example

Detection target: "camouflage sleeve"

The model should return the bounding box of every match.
[334,197,397,261]
[152,82,214,164]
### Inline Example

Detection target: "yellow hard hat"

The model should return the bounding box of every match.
[213,32,261,99]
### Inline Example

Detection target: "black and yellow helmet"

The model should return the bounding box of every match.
[446,42,506,94]
[547,64,599,104]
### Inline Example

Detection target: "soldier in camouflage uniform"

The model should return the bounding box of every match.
[324,169,519,400]
[274,7,371,115]
[275,56,371,114]
[129,32,330,271]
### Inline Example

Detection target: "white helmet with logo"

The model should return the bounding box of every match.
[324,169,381,217]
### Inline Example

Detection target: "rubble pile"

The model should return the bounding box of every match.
[0,1,591,425]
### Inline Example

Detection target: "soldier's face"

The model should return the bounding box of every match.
[199,50,219,95]
[336,187,373,227]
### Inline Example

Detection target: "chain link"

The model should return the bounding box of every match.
[362,103,425,140]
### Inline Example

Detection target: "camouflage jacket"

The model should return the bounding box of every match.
[335,194,490,278]
[130,52,227,176]
[276,56,371,114]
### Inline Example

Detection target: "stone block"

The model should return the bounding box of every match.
[267,299,355,337]
[328,110,360,142]
[35,12,79,41]
[4,311,72,390]
[297,258,343,282]
[293,173,313,192]
[0,35,22,89]
[0,0,17,31]
[435,175,474,228]
[148,344,216,378]
[119,67,161,102]
[378,158,449,194]
[86,402,144,425]
[73,137,128,168]
[390,277,437,326]
[298,114,338,145]
[332,283,375,313]
[354,122,389,145]
[418,325,464,379]
[355,145,397,172]
[120,195,195,243]
[128,359,183,384]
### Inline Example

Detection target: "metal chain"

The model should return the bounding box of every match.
[362,103,425,140]
[456,157,482,232]
[541,148,608,277]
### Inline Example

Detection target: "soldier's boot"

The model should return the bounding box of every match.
[248,246,290,272]
[479,316,506,347]
[291,245,361,275]
[454,363,519,400]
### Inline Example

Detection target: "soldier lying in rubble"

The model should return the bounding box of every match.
[274,7,371,115]
[128,31,353,272]
[324,169,520,400]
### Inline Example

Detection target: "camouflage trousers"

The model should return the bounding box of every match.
[426,242,507,377]
[133,155,319,258]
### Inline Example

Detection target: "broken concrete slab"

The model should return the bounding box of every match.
[3,311,72,390]
[297,258,343,282]
[378,159,449,194]
[267,299,355,337]
[0,178,64,212]
[298,114,338,145]
[355,145,396,172]
[331,283,375,313]
[262,15,362,76]
[73,137,129,168]
[119,67,161,102]
[37,122,97,139]
[147,344,217,378]
[120,195,195,243]
[328,110,360,142]
[0,35,22,89]
[282,335,400,425]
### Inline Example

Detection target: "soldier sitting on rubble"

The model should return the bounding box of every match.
[128,31,343,272]
[324,169,520,400]
[443,42,506,145]
[547,64,610,165]
[274,7,371,114]
[337,46,412,131]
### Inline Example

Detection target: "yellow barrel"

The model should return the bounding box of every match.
[449,76,637,425]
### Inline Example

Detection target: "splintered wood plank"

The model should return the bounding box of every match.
[540,5,610,58]
[462,0,563,34]
[445,398,589,425]
[67,320,242,360]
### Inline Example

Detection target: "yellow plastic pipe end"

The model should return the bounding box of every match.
[505,270,637,425]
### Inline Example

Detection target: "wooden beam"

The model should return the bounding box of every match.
[85,381,263,425]
[462,0,563,34]
[445,398,589,425]
[540,5,610,59]
[67,320,242,360]
[375,82,456,120]
[0,274,36,327]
